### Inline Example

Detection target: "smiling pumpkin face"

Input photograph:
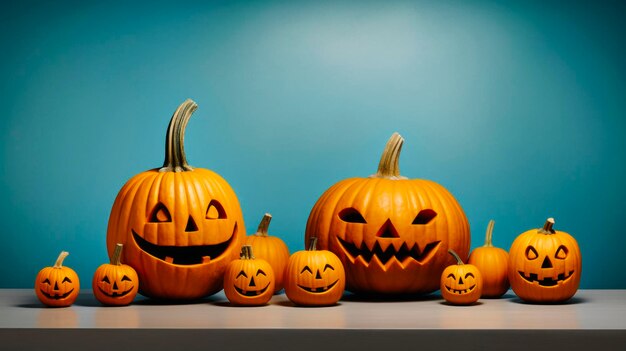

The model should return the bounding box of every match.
[509,218,581,303]
[35,251,80,307]
[106,100,245,300]
[93,244,139,306]
[440,250,482,305]
[305,133,470,295]
[224,245,275,306]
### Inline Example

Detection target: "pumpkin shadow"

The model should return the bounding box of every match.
[130,295,220,306]
[509,296,587,305]
[211,301,271,308]
[439,301,484,306]
[17,303,48,308]
[274,300,343,308]
[341,291,442,303]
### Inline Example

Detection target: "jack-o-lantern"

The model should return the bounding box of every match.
[92,244,139,306]
[35,251,80,307]
[468,220,509,298]
[509,218,581,303]
[224,245,275,306]
[106,99,245,300]
[441,249,482,305]
[284,238,345,306]
[305,133,470,295]
[245,213,290,293]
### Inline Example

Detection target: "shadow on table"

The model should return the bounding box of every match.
[509,296,588,305]
[341,291,442,303]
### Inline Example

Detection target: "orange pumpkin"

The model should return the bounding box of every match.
[224,245,275,306]
[509,218,581,303]
[106,99,245,300]
[245,213,289,293]
[284,238,345,306]
[35,251,80,307]
[92,244,139,306]
[305,133,470,295]
[468,220,509,298]
[441,249,483,305]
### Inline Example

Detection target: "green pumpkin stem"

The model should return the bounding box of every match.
[111,244,124,266]
[484,220,495,247]
[371,132,408,180]
[240,245,254,260]
[308,237,318,251]
[540,218,556,234]
[448,249,464,265]
[255,213,272,237]
[160,99,197,172]
[54,251,69,268]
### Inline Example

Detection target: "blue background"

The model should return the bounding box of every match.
[1,0,625,289]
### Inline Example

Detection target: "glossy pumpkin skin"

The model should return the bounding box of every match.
[224,245,275,306]
[509,219,581,303]
[441,250,483,305]
[284,238,345,306]
[245,214,289,293]
[305,133,470,295]
[93,244,139,306]
[35,252,80,307]
[106,100,245,300]
[468,220,509,298]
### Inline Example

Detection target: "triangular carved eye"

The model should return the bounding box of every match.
[339,208,366,223]
[149,203,172,223]
[413,209,437,225]
[555,245,568,259]
[206,200,227,219]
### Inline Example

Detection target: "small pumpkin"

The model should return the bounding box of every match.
[284,237,345,306]
[92,244,139,306]
[245,214,290,293]
[35,251,80,307]
[509,218,581,303]
[224,245,275,306]
[441,249,483,305]
[106,99,245,300]
[468,220,509,298]
[305,133,470,295]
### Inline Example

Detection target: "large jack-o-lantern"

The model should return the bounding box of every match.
[106,99,245,300]
[305,133,470,295]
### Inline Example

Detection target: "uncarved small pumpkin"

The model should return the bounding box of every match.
[93,244,139,306]
[468,220,509,298]
[35,251,80,307]
[245,214,290,293]
[441,249,482,305]
[224,245,275,306]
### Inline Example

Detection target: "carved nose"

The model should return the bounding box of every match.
[113,281,118,290]
[249,277,256,287]
[315,270,322,279]
[542,256,553,268]
[458,277,464,284]
[54,282,59,290]
[185,216,198,232]
[376,219,400,238]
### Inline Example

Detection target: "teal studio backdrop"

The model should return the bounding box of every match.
[1,0,625,289]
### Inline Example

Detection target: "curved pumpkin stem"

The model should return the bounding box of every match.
[53,251,69,268]
[255,213,272,237]
[484,220,495,247]
[308,237,318,251]
[240,245,254,260]
[111,244,124,266]
[540,218,556,234]
[371,132,408,180]
[160,99,197,172]
[448,249,464,265]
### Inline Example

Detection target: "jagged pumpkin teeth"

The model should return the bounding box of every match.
[202,256,211,264]
[165,257,174,264]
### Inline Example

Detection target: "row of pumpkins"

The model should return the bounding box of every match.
[35,99,582,307]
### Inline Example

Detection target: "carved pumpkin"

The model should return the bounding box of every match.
[106,99,245,300]
[509,218,581,303]
[245,214,290,293]
[305,133,470,295]
[468,220,509,298]
[441,249,482,305]
[35,251,80,307]
[224,245,275,306]
[284,238,345,306]
[92,244,139,306]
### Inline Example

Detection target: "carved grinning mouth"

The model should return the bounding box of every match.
[234,283,270,297]
[298,280,339,293]
[337,237,441,266]
[519,270,575,287]
[131,223,237,265]
[98,286,134,298]
[40,289,74,300]
[445,285,476,294]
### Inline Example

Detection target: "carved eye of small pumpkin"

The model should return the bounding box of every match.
[236,270,248,278]
[555,245,568,259]
[101,276,110,284]
[525,246,539,260]
[256,269,267,276]
[447,273,456,279]
[465,273,475,279]
[42,278,51,285]
[338,208,366,223]
[149,203,172,223]
[62,277,72,283]
[121,275,132,282]
[300,266,313,274]
[206,200,227,219]
[324,264,334,271]
[412,209,437,225]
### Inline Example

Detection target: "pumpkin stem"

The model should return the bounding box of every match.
[308,237,318,251]
[370,132,408,180]
[540,218,556,234]
[448,249,464,265]
[484,220,495,247]
[240,245,254,259]
[255,213,272,237]
[160,99,197,172]
[53,251,69,268]
[111,244,124,266]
